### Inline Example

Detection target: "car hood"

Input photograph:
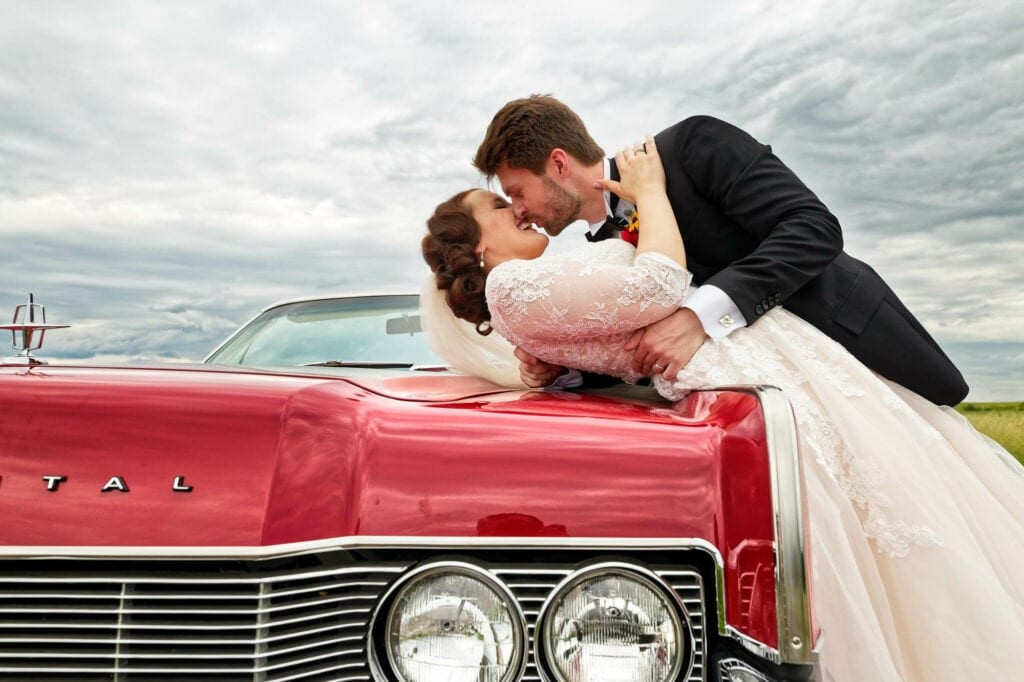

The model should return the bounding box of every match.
[0,364,773,556]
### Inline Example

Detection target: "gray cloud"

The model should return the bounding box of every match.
[1,0,1021,400]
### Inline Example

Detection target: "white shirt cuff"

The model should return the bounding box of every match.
[683,285,748,339]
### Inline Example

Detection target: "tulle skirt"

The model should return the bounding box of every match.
[659,309,1024,680]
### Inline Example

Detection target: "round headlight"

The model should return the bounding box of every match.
[539,565,690,682]
[381,563,526,682]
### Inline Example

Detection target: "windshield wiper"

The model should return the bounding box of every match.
[302,360,414,368]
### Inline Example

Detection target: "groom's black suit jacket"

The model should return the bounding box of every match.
[608,116,967,405]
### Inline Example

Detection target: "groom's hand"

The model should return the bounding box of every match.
[626,308,708,378]
[514,347,567,388]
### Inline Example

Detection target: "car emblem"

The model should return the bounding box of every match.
[40,475,195,493]
[2,293,70,365]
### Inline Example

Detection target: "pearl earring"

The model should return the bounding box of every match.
[478,250,486,269]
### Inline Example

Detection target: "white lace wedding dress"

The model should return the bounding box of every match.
[485,239,1024,681]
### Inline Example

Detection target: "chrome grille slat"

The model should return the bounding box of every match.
[0,635,363,660]
[1,553,709,681]
[2,605,368,630]
[0,564,406,582]
[271,665,370,682]
[0,583,389,603]
[0,620,364,647]
[0,653,368,674]
[0,599,376,617]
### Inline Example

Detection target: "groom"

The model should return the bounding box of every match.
[474,95,968,406]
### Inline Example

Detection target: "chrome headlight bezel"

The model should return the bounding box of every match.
[536,562,694,682]
[368,559,528,682]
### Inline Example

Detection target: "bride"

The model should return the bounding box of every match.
[420,136,1024,680]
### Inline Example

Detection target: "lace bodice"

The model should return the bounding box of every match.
[486,239,691,384]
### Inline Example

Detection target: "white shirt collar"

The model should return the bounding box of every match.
[587,157,614,234]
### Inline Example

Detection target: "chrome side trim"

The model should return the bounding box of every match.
[671,385,815,665]
[0,536,725,560]
[756,386,815,666]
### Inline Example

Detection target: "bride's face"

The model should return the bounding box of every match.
[467,190,549,266]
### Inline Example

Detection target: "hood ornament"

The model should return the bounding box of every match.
[2,294,70,366]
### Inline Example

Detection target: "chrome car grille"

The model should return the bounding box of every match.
[0,550,709,681]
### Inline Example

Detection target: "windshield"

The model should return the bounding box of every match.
[205,295,442,368]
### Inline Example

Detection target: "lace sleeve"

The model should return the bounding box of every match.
[486,244,692,341]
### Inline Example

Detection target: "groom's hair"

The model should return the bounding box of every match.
[475,94,604,179]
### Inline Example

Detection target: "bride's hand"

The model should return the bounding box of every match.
[595,134,664,206]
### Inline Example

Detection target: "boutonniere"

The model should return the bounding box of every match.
[620,211,640,246]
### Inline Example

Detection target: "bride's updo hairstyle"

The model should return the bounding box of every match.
[422,190,493,335]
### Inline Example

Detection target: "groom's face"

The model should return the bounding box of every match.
[496,165,581,236]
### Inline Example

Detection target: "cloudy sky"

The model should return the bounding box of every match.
[2,0,1022,400]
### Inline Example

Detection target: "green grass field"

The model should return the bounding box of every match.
[956,402,1024,465]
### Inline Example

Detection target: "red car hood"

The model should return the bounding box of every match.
[0,364,772,557]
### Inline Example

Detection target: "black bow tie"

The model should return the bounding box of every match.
[586,215,628,243]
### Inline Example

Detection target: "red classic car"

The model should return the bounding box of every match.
[0,294,819,681]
